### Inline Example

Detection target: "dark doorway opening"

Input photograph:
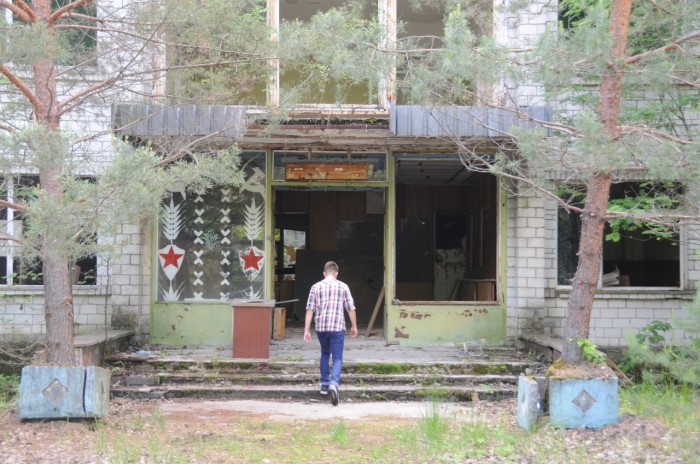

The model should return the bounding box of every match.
[274,189,385,328]
[394,159,498,302]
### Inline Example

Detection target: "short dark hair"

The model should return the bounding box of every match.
[324,261,339,274]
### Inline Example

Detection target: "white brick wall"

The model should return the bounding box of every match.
[1,219,153,341]
[507,178,700,348]
[1,287,110,340]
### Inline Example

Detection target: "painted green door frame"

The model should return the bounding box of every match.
[384,155,508,347]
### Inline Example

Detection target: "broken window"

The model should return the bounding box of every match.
[558,182,681,287]
[165,0,270,105]
[280,0,378,105]
[0,175,97,286]
[394,157,498,302]
[395,0,491,105]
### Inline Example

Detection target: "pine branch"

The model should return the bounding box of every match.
[0,198,27,213]
[626,31,700,65]
[0,64,41,111]
[0,0,35,22]
[48,0,94,26]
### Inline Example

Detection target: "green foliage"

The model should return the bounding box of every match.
[1,126,245,271]
[419,400,449,447]
[636,320,672,346]
[279,1,385,105]
[622,298,700,386]
[0,374,19,409]
[621,380,699,432]
[577,338,606,365]
[606,183,679,242]
[153,0,271,104]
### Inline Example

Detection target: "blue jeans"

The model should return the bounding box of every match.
[317,330,345,387]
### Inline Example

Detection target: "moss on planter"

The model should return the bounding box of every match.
[546,358,615,380]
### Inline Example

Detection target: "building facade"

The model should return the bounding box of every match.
[2,0,698,350]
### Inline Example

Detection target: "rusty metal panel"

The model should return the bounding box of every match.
[285,163,369,180]
[232,300,274,359]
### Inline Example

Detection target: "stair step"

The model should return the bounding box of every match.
[110,383,517,402]
[114,372,520,387]
[107,357,537,376]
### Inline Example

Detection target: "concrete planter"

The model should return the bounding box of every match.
[516,375,547,430]
[18,365,111,420]
[549,376,619,429]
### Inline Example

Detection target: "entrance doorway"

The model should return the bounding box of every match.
[273,189,386,333]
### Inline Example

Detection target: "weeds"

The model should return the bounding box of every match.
[330,421,348,444]
[0,374,19,409]
[621,380,699,432]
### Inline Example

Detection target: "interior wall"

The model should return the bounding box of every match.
[395,173,497,301]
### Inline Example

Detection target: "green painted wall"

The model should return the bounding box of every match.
[151,303,232,345]
[385,303,505,346]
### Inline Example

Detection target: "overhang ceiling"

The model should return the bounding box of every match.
[396,158,476,185]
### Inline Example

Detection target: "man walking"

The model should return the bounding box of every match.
[303,261,358,406]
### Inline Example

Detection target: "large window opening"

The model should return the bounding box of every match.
[280,0,377,105]
[165,0,269,105]
[0,176,97,286]
[394,158,498,302]
[558,182,681,287]
[274,188,385,324]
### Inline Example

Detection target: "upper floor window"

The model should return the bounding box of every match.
[6,0,98,66]
[165,0,270,105]
[280,0,379,105]
[52,0,98,65]
[558,182,681,288]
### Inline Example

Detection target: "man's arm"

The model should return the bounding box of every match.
[303,309,314,343]
[348,308,358,338]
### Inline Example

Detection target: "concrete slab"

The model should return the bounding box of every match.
[18,366,111,420]
[150,325,527,366]
[160,399,484,422]
[74,329,134,366]
[516,375,540,431]
[549,377,619,429]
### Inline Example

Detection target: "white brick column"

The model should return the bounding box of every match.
[507,182,548,342]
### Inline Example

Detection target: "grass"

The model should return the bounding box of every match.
[621,380,699,431]
[1,381,697,463]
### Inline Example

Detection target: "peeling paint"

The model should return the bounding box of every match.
[409,311,432,320]
[394,326,410,338]
[460,308,489,318]
[171,324,176,331]
[399,310,408,319]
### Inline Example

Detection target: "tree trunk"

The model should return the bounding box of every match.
[562,174,611,363]
[33,0,76,365]
[561,0,632,363]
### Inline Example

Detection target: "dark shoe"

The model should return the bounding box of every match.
[329,384,339,406]
[320,385,329,395]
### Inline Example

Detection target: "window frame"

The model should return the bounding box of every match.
[555,182,686,291]
[0,175,98,287]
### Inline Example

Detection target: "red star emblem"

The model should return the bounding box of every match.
[159,246,184,269]
[241,247,264,271]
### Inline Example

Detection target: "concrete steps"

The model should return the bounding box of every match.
[106,348,545,402]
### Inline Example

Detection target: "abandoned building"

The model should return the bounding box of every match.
[2,0,698,354]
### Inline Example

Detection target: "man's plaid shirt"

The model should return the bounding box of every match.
[306,276,355,332]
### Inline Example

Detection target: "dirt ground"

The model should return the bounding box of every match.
[0,397,696,463]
